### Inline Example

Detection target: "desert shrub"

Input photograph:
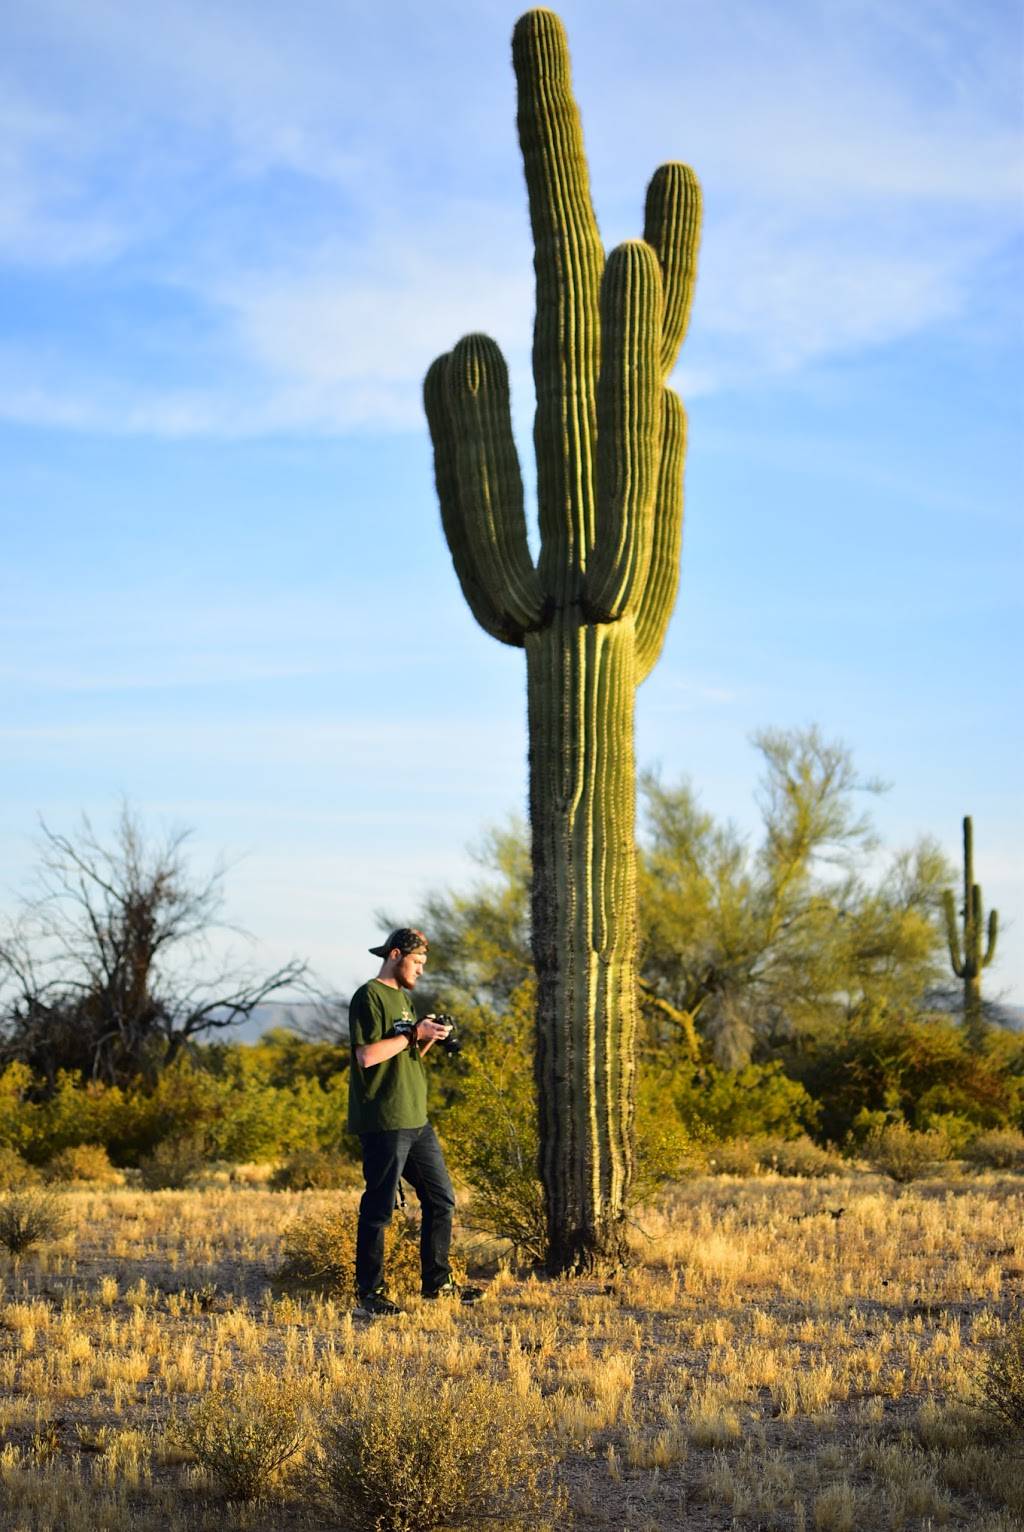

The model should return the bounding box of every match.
[174,1372,307,1500]
[139,1133,209,1190]
[44,1143,120,1184]
[277,1207,422,1296]
[438,987,547,1265]
[0,1065,130,1165]
[0,1188,67,1256]
[441,983,703,1261]
[707,1139,761,1176]
[671,1060,819,1142]
[975,1315,1024,1434]
[270,1148,360,1191]
[964,1128,1024,1172]
[442,1073,546,1266]
[633,1067,704,1196]
[0,1146,41,1189]
[4,1052,352,1167]
[0,1063,34,1155]
[755,1134,845,1178]
[788,1013,1024,1144]
[920,1112,977,1158]
[312,1364,558,1531]
[706,1135,842,1178]
[863,1122,949,1183]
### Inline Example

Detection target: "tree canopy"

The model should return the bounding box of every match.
[414,728,953,1065]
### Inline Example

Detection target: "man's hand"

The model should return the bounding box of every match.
[416,1015,452,1043]
[415,1014,452,1055]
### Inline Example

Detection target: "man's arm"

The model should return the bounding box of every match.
[355,1016,451,1068]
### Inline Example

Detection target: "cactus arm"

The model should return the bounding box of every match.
[512,9,604,597]
[585,241,663,622]
[424,354,530,647]
[961,818,975,941]
[443,335,546,635]
[984,908,998,967]
[636,387,686,681]
[643,162,702,376]
[942,888,965,976]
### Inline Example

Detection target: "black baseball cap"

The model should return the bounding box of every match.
[369,927,428,959]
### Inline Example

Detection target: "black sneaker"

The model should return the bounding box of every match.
[354,1289,402,1317]
[422,1281,484,1304]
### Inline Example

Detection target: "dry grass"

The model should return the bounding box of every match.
[0,1170,1019,1529]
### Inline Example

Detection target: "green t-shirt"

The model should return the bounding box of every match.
[347,979,428,1133]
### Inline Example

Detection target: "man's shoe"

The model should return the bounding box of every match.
[422,1280,484,1304]
[354,1288,402,1317]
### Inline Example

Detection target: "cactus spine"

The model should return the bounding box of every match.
[424,9,700,1272]
[942,816,998,1049]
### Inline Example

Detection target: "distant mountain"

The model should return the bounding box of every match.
[213,1000,348,1044]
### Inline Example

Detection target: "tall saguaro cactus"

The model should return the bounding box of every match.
[424,9,701,1272]
[943,816,998,1049]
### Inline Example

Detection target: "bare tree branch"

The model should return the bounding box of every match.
[0,807,309,1086]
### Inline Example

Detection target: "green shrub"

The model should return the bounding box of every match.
[964,1128,1024,1172]
[0,1146,41,1190]
[174,1372,307,1500]
[919,1112,977,1158]
[863,1122,949,1183]
[442,1072,547,1266]
[438,988,547,1265]
[44,1143,121,1184]
[276,1208,423,1297]
[139,1134,209,1190]
[312,1365,558,1531]
[0,1189,67,1256]
[269,1149,360,1191]
[633,1067,704,1197]
[787,1013,1024,1144]
[976,1315,1024,1434]
[671,1060,818,1142]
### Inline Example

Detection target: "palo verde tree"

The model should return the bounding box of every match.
[416,728,951,1071]
[424,9,701,1271]
[640,728,951,1066]
[943,815,999,1049]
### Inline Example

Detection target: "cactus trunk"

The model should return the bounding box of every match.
[942,816,998,1051]
[527,615,638,1269]
[424,9,700,1271]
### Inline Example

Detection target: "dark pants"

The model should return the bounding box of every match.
[355,1124,456,1297]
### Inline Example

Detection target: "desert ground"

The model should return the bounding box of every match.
[0,1171,1021,1530]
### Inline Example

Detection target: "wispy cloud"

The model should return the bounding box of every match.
[0,92,133,266]
[0,0,1019,435]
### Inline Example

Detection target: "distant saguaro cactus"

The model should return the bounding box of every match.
[424,9,700,1271]
[943,816,998,1049]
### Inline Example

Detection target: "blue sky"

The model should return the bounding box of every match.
[2,0,1021,1006]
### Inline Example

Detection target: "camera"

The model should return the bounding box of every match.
[392,1015,462,1055]
[433,1013,462,1055]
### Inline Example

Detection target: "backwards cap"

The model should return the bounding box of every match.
[369,927,428,959]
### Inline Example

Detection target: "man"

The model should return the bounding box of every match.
[347,927,480,1315]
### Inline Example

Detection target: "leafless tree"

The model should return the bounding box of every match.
[0,808,307,1086]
